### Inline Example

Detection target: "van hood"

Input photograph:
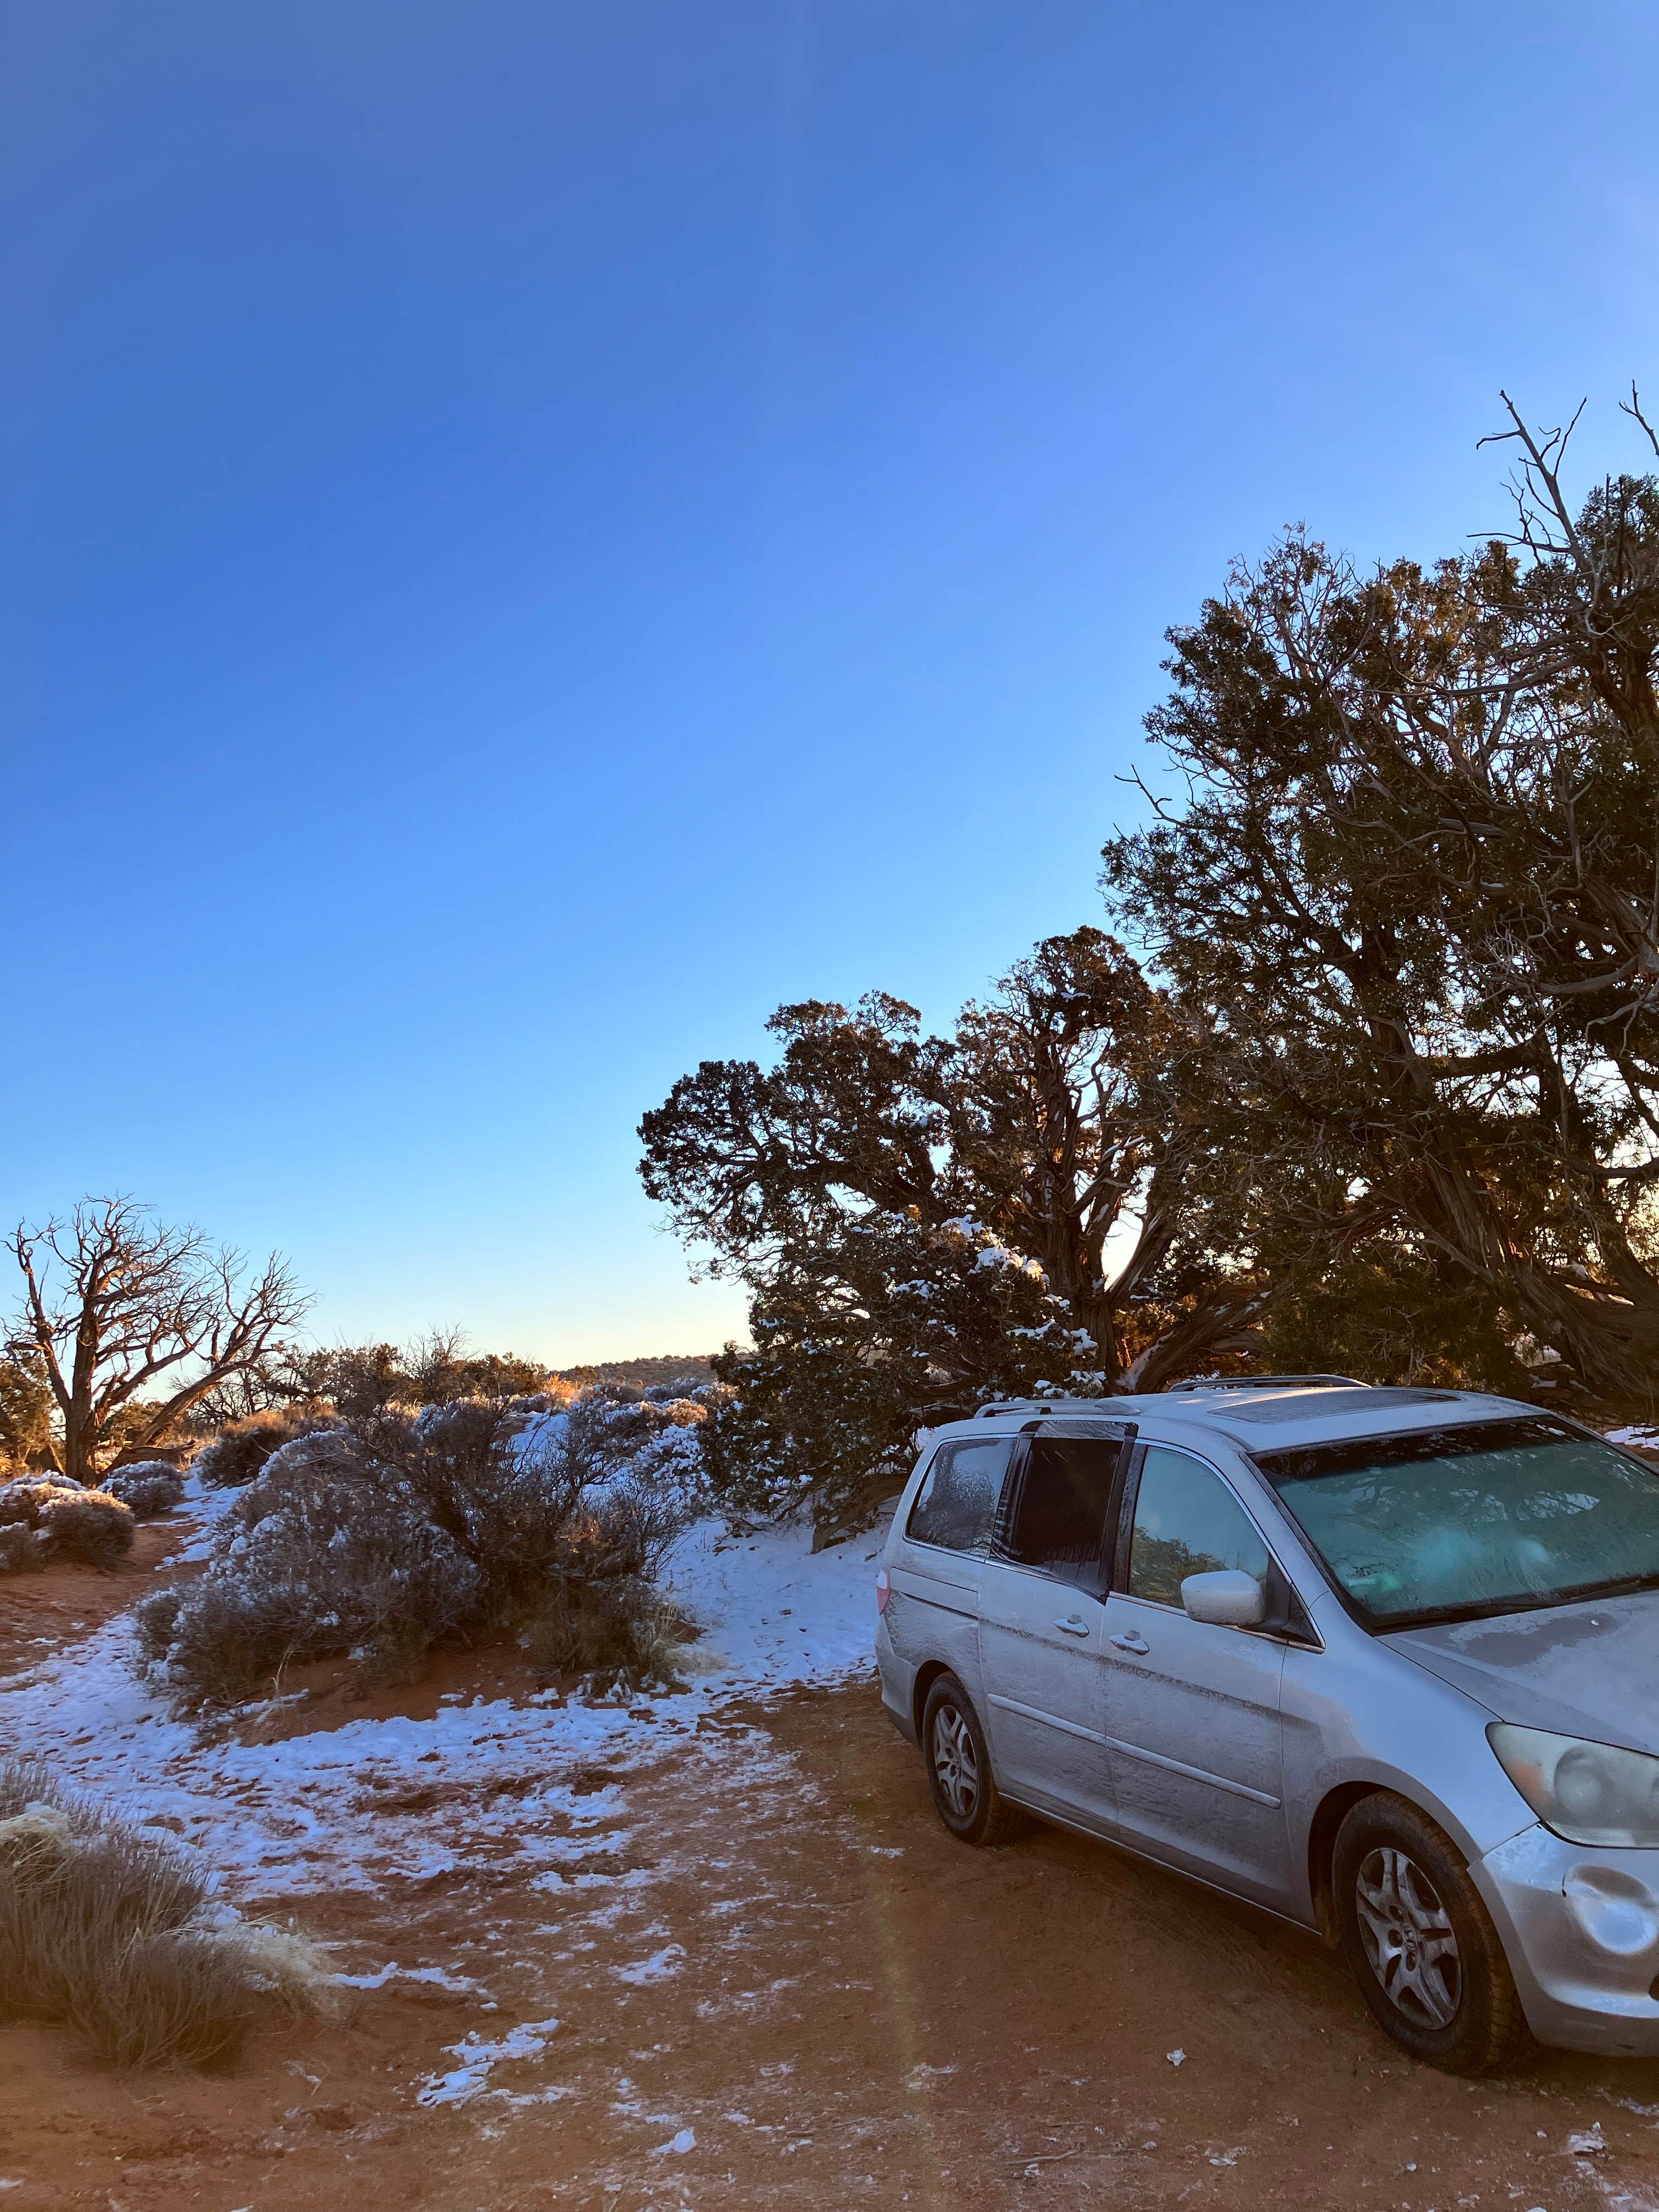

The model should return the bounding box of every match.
[1391,1588,1659,1756]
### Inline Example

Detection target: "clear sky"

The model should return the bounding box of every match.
[5,1,1659,1365]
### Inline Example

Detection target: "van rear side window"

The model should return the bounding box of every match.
[906,1438,1012,1554]
[1003,1436,1123,1592]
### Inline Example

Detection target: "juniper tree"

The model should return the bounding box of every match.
[1104,391,1659,1408]
[641,930,1265,1533]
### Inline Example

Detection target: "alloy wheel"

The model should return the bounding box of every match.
[931,1701,980,1820]
[1353,1844,1462,2029]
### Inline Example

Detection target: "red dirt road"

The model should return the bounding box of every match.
[0,1523,188,1679]
[4,1613,1659,2209]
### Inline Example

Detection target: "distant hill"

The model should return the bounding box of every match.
[553,1355,719,1390]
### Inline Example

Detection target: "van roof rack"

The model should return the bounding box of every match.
[972,1396,1118,1419]
[1162,1373,1362,1393]
[968,1375,1364,1419]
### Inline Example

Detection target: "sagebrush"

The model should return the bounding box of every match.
[193,1407,322,1491]
[136,1389,711,1708]
[103,1462,188,1519]
[0,1477,135,1573]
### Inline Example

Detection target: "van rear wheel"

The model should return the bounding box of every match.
[920,1673,1025,1847]
[1333,1792,1533,2074]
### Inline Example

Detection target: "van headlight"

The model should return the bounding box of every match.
[1488,1724,1659,1848]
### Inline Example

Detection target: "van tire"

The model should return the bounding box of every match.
[1332,1791,1533,2074]
[920,1673,1026,1847]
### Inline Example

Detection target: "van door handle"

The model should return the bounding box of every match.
[1109,1630,1150,1654]
[1054,1615,1091,1637]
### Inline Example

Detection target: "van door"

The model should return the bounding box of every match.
[977,1427,1131,1835]
[1098,1443,1293,1909]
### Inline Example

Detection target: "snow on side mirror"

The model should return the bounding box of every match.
[1180,1568,1266,1628]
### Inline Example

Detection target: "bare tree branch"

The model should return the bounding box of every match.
[5,1198,309,1480]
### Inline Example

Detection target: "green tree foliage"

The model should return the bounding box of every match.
[555,1356,716,1391]
[701,1212,1094,1536]
[0,1352,54,1471]
[641,930,1265,1535]
[1254,1239,1534,1393]
[1104,394,1659,1408]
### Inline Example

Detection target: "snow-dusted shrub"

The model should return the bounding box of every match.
[517,1381,713,1522]
[102,1462,187,1519]
[0,1479,134,1570]
[42,1488,136,1567]
[0,1758,331,2068]
[135,1425,480,1706]
[0,1474,76,1521]
[194,1408,326,1491]
[136,1393,708,1707]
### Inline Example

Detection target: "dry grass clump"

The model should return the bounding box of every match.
[0,1479,136,1573]
[526,1568,694,1696]
[102,1462,187,1519]
[0,1760,331,2069]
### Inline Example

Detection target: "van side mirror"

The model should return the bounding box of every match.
[1181,1568,1266,1628]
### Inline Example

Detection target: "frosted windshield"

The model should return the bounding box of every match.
[1255,1418,1659,1627]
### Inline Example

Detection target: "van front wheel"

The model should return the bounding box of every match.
[920,1673,1026,1847]
[1332,1792,1532,2074]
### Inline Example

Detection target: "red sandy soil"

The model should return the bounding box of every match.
[3,1568,1659,2209]
[0,1522,190,1678]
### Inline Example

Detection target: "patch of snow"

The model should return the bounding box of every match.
[0,1510,873,1909]
[650,2127,696,2156]
[613,1944,686,1985]
[415,2016,561,2107]
[337,1962,492,1996]
[508,1409,570,1462]
[661,1519,876,1688]
[172,1468,243,1561]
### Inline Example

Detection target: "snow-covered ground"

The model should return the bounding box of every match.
[0,1510,881,1899]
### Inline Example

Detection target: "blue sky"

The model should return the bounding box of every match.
[5,1,1659,1364]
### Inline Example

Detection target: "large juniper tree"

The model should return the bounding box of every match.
[1105,393,1659,1408]
[640,929,1265,1533]
[645,388,1659,1527]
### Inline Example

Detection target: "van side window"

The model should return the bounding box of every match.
[1003,1436,1122,1593]
[906,1438,1012,1554]
[1127,1446,1270,1607]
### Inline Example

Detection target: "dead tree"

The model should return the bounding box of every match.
[7,1197,308,1482]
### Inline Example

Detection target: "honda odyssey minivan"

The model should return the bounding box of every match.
[874,1377,1659,2072]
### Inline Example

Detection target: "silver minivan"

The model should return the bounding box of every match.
[874,1377,1659,2072]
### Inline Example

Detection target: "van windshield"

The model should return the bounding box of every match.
[1252,1418,1659,1629]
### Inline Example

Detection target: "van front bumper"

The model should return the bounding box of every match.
[1476,1825,1659,2055]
